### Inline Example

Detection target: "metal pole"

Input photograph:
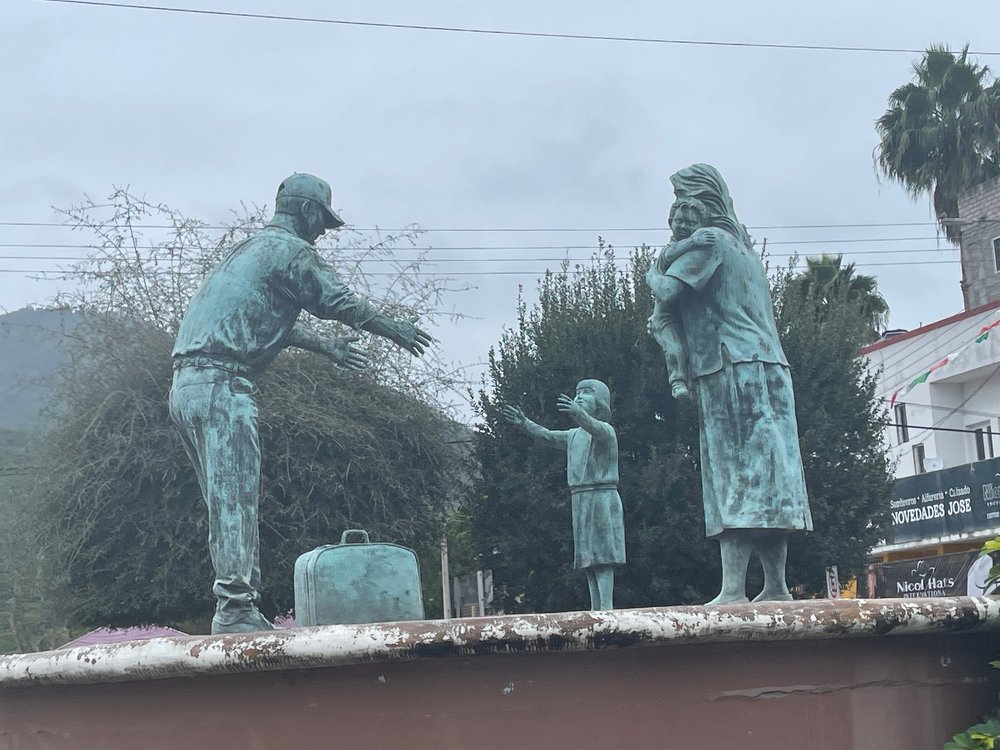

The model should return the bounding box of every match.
[440,538,451,619]
[476,569,486,618]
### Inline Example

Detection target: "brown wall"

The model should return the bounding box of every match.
[2,631,996,750]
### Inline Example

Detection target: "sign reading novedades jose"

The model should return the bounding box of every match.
[888,456,1000,545]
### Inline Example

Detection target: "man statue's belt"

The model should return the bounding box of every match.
[569,482,618,493]
[173,354,252,377]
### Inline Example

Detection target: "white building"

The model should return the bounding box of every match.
[857,173,1000,595]
[858,298,1000,597]
[862,300,1000,481]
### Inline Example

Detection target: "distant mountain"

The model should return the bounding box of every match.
[0,308,79,430]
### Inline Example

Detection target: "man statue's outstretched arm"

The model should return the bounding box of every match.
[286,324,369,371]
[361,314,432,357]
[290,249,432,358]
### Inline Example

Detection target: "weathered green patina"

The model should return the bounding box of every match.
[169,173,431,634]
[646,164,813,605]
[503,380,626,610]
[294,530,425,626]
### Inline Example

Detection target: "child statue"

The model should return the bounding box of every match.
[647,196,719,400]
[502,380,626,611]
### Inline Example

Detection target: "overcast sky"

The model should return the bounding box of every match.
[3,0,997,418]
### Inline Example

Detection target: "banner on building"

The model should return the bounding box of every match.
[871,549,998,598]
[887,456,1000,545]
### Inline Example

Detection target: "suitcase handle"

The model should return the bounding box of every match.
[340,529,370,545]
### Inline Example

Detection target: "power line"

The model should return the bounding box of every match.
[881,400,1000,421]
[872,320,976,377]
[0,219,996,231]
[888,422,994,436]
[0,249,976,263]
[0,237,953,251]
[872,314,1000,393]
[904,365,1000,446]
[0,261,969,277]
[0,268,590,277]
[39,0,1000,57]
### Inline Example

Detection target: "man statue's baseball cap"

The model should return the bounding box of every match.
[276,173,345,229]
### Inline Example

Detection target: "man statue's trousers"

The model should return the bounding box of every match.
[168,365,263,624]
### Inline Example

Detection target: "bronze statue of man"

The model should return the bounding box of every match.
[646,164,812,605]
[169,173,430,634]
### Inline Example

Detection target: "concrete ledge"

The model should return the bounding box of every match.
[2,596,998,688]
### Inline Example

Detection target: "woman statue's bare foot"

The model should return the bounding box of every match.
[751,588,793,603]
[705,592,749,606]
[671,381,691,400]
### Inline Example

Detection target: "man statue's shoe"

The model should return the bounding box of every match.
[211,609,275,635]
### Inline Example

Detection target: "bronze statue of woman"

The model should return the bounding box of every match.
[646,163,812,604]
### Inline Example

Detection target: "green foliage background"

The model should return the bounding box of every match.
[0,190,469,646]
[1,188,893,646]
[467,246,891,612]
[32,317,464,629]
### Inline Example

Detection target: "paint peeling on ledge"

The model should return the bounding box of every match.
[1,597,997,689]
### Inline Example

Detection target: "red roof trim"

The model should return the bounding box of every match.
[859,299,1000,355]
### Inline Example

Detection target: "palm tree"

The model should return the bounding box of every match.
[875,45,1000,241]
[786,254,890,344]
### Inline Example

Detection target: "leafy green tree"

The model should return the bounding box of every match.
[470,246,717,613]
[773,263,893,594]
[36,318,463,627]
[784,254,889,344]
[875,45,1000,239]
[17,189,470,633]
[468,246,891,612]
[0,429,74,651]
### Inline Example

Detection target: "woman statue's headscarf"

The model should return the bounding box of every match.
[669,164,754,251]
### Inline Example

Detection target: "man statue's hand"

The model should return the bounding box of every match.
[388,316,432,357]
[501,405,527,427]
[326,335,370,372]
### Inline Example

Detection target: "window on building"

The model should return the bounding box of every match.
[993,236,1000,273]
[970,421,996,461]
[894,403,909,444]
[913,443,926,474]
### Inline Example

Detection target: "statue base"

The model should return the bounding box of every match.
[1,597,997,749]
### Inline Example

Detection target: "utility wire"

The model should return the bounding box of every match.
[0,261,969,277]
[872,314,1000,391]
[0,250,970,264]
[0,237,954,250]
[880,399,1000,421]
[903,365,1000,446]
[888,423,995,436]
[38,0,1000,57]
[0,219,996,231]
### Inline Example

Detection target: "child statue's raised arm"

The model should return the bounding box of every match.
[501,404,570,449]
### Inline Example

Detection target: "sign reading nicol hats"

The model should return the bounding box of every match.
[871,549,999,598]
[887,456,1000,545]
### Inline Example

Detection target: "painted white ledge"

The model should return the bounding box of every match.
[1,597,998,689]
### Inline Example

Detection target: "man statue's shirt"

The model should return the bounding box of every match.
[173,225,378,372]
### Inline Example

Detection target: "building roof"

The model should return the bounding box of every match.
[860,299,1000,356]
